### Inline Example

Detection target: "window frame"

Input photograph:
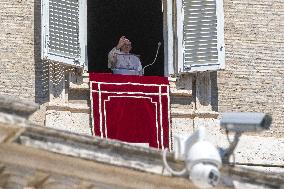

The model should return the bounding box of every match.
[163,0,174,76]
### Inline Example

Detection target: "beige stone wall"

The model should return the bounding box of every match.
[1,0,283,137]
[0,0,48,104]
[0,0,35,99]
[219,0,284,136]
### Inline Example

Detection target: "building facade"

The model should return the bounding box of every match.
[0,0,283,171]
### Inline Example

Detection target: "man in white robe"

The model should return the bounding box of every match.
[108,36,142,75]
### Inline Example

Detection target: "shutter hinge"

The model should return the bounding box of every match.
[45,34,49,49]
[73,45,81,65]
[74,57,80,65]
[43,34,49,57]
[184,66,191,71]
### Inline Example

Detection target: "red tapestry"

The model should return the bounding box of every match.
[89,73,170,149]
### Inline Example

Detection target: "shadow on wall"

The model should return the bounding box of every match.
[211,71,219,112]
[34,0,49,105]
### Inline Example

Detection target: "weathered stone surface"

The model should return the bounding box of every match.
[0,114,283,189]
[45,65,91,136]
[169,74,193,97]
[29,103,47,126]
[0,122,199,189]
[171,117,194,135]
[69,82,89,91]
[0,95,39,117]
[219,0,284,136]
[221,166,284,188]
[45,110,91,136]
[0,0,47,103]
[0,112,28,128]
[0,144,197,189]
[47,103,90,113]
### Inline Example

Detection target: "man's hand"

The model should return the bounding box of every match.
[116,36,129,50]
[116,36,125,49]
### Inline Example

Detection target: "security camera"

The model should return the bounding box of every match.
[220,112,272,132]
[186,139,222,188]
[163,127,222,189]
[190,163,220,188]
[220,112,272,163]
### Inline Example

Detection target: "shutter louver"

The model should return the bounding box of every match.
[49,0,80,58]
[41,0,87,68]
[181,0,224,72]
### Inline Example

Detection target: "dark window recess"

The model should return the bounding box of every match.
[87,0,164,76]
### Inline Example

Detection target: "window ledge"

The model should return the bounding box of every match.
[69,82,89,91]
[171,108,219,119]
[47,103,90,113]
[170,89,192,97]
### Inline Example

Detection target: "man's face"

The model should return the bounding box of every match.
[120,42,132,53]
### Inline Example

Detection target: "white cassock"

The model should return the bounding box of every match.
[108,48,142,75]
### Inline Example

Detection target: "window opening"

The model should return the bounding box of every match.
[87,0,164,76]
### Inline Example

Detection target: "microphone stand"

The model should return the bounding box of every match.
[142,42,161,75]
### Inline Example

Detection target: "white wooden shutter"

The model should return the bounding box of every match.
[177,0,225,73]
[41,0,87,68]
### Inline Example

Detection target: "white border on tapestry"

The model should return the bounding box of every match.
[96,81,169,87]
[159,86,164,150]
[104,96,160,148]
[90,81,170,149]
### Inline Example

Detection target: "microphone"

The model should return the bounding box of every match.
[142,42,161,75]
